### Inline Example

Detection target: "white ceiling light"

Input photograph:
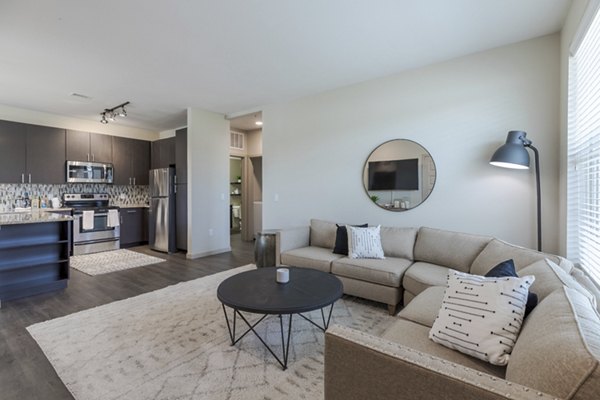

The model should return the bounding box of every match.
[254,114,263,126]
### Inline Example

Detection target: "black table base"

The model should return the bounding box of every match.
[221,303,335,370]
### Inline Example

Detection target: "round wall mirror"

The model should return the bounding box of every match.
[363,139,436,211]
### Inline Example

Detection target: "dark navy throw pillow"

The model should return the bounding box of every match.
[485,259,538,317]
[333,223,368,255]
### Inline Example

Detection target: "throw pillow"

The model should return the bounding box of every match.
[485,259,538,317]
[347,225,385,259]
[429,270,535,366]
[333,223,368,255]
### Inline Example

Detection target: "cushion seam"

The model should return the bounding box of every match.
[562,286,599,399]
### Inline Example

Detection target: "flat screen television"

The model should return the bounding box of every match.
[368,158,419,190]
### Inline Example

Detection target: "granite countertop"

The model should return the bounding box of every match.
[0,210,73,225]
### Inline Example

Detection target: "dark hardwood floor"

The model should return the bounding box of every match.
[0,234,254,400]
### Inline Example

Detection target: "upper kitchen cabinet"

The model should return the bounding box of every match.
[0,120,27,183]
[0,121,66,184]
[151,137,176,169]
[112,136,150,185]
[175,128,187,184]
[66,130,112,163]
[26,125,66,183]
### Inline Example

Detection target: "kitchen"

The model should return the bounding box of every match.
[0,119,188,305]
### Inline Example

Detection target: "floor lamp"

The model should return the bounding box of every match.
[489,130,542,251]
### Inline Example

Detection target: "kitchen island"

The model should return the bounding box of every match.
[0,211,73,307]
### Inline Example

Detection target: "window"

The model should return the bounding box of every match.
[567,5,600,284]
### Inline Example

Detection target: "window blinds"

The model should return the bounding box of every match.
[567,6,600,284]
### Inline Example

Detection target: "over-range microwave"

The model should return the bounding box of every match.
[66,161,114,184]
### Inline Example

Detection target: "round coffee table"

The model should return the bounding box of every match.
[217,267,343,370]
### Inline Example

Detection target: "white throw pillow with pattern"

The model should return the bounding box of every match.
[347,225,385,259]
[429,270,534,366]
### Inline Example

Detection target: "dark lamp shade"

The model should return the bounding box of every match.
[489,130,530,169]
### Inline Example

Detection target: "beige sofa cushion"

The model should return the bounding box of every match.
[571,267,600,309]
[519,258,598,307]
[398,286,446,327]
[381,319,505,377]
[506,287,600,399]
[281,246,342,273]
[331,257,412,288]
[402,262,450,297]
[517,258,565,301]
[310,219,337,249]
[380,226,418,260]
[413,227,491,273]
[470,238,566,276]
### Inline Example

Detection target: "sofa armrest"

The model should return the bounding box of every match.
[277,226,310,254]
[325,325,556,400]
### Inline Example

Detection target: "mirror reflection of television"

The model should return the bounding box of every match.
[368,158,419,190]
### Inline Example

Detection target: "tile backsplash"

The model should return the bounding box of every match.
[0,183,149,212]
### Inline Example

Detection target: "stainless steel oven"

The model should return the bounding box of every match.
[64,193,120,255]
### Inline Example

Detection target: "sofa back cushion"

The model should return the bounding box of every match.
[380,226,418,260]
[506,287,600,399]
[413,227,491,273]
[470,238,566,276]
[519,258,598,307]
[310,219,338,249]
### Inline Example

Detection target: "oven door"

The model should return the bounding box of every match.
[73,212,120,242]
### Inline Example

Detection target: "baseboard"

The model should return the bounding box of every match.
[186,247,232,259]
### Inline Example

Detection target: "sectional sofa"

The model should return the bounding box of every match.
[276,219,600,399]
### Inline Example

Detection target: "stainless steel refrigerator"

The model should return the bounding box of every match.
[149,167,176,253]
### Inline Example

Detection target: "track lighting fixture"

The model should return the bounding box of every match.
[100,101,130,124]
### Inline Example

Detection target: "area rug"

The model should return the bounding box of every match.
[27,265,396,400]
[70,249,166,276]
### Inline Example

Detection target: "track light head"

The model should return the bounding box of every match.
[99,101,130,124]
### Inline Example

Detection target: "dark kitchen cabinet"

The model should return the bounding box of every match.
[0,121,65,184]
[0,219,71,304]
[151,137,176,169]
[131,139,150,185]
[175,128,187,184]
[112,137,150,185]
[0,120,27,183]
[176,183,187,250]
[66,130,112,163]
[26,125,66,183]
[120,207,147,247]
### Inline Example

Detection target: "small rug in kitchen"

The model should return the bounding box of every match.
[70,249,166,275]
[27,265,395,400]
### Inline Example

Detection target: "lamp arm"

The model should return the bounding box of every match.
[527,144,542,251]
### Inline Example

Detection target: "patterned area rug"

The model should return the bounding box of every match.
[70,249,166,275]
[27,265,397,400]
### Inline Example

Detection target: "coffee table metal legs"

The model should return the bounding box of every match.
[221,303,335,370]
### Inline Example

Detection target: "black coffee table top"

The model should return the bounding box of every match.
[217,267,343,314]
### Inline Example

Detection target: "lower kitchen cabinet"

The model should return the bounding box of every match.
[176,183,187,250]
[120,208,148,247]
[0,219,71,305]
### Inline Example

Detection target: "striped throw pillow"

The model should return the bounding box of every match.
[347,225,385,259]
[429,270,534,366]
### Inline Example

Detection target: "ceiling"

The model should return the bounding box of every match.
[0,0,571,132]
[230,112,263,132]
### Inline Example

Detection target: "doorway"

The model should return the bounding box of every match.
[229,157,243,234]
[227,113,263,244]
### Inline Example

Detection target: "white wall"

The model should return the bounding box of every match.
[187,108,230,258]
[0,103,158,140]
[263,34,561,253]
